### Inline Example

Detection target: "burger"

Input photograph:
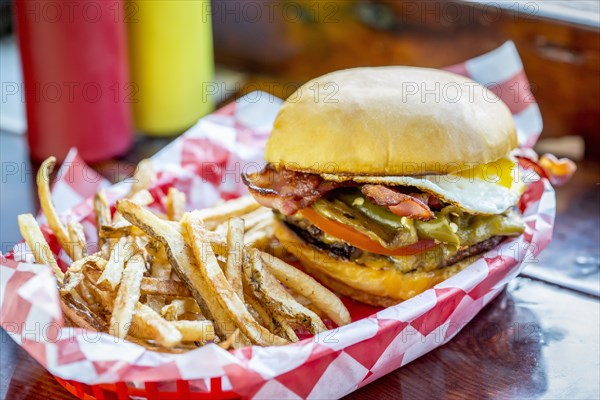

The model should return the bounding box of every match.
[242,67,525,307]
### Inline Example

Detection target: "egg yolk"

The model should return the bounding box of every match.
[457,157,518,189]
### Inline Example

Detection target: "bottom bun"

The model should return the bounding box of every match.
[274,220,477,307]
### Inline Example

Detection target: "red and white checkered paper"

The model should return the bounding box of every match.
[1,41,552,398]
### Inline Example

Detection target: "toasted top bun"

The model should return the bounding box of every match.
[265,67,517,176]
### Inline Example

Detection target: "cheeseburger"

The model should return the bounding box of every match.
[243,67,525,307]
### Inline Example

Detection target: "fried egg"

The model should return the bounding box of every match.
[321,157,524,215]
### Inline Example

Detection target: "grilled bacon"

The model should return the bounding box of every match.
[360,185,434,221]
[242,165,352,215]
[243,165,439,220]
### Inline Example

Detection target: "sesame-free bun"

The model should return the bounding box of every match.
[265,67,517,176]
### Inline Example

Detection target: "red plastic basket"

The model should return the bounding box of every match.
[54,376,241,400]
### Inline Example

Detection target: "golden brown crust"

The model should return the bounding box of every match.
[266,67,516,176]
[274,220,476,307]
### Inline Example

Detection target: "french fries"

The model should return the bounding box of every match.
[243,248,326,334]
[245,294,298,342]
[99,224,147,239]
[60,293,107,331]
[94,189,112,227]
[60,271,83,294]
[129,189,154,206]
[37,157,77,261]
[117,201,285,345]
[18,213,64,282]
[109,253,145,338]
[260,253,352,326]
[214,207,271,236]
[225,218,245,300]
[192,195,261,230]
[144,295,166,314]
[127,159,153,198]
[151,260,172,280]
[94,189,112,252]
[239,207,273,232]
[23,156,351,353]
[182,211,288,346]
[218,329,240,350]
[165,187,186,221]
[96,236,137,291]
[87,277,201,348]
[68,221,87,261]
[161,298,201,321]
[131,303,182,347]
[108,189,154,236]
[116,202,219,316]
[170,320,214,342]
[85,266,192,297]
[67,253,106,273]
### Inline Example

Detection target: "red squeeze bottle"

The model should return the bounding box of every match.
[13,0,133,163]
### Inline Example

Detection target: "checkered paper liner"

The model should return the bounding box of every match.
[1,42,553,399]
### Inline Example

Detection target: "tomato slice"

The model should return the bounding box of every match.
[300,207,437,256]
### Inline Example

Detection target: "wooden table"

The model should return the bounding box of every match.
[1,130,599,399]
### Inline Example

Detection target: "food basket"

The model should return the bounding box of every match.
[1,42,556,399]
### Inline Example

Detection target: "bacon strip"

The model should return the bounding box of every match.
[242,165,352,215]
[408,193,444,210]
[361,185,434,221]
[243,166,438,220]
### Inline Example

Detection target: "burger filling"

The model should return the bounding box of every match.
[281,215,504,274]
[243,166,524,273]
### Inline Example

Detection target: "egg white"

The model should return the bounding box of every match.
[321,159,524,215]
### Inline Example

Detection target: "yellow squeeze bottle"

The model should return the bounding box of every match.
[127,0,214,136]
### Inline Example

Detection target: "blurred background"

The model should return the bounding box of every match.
[1,0,598,162]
